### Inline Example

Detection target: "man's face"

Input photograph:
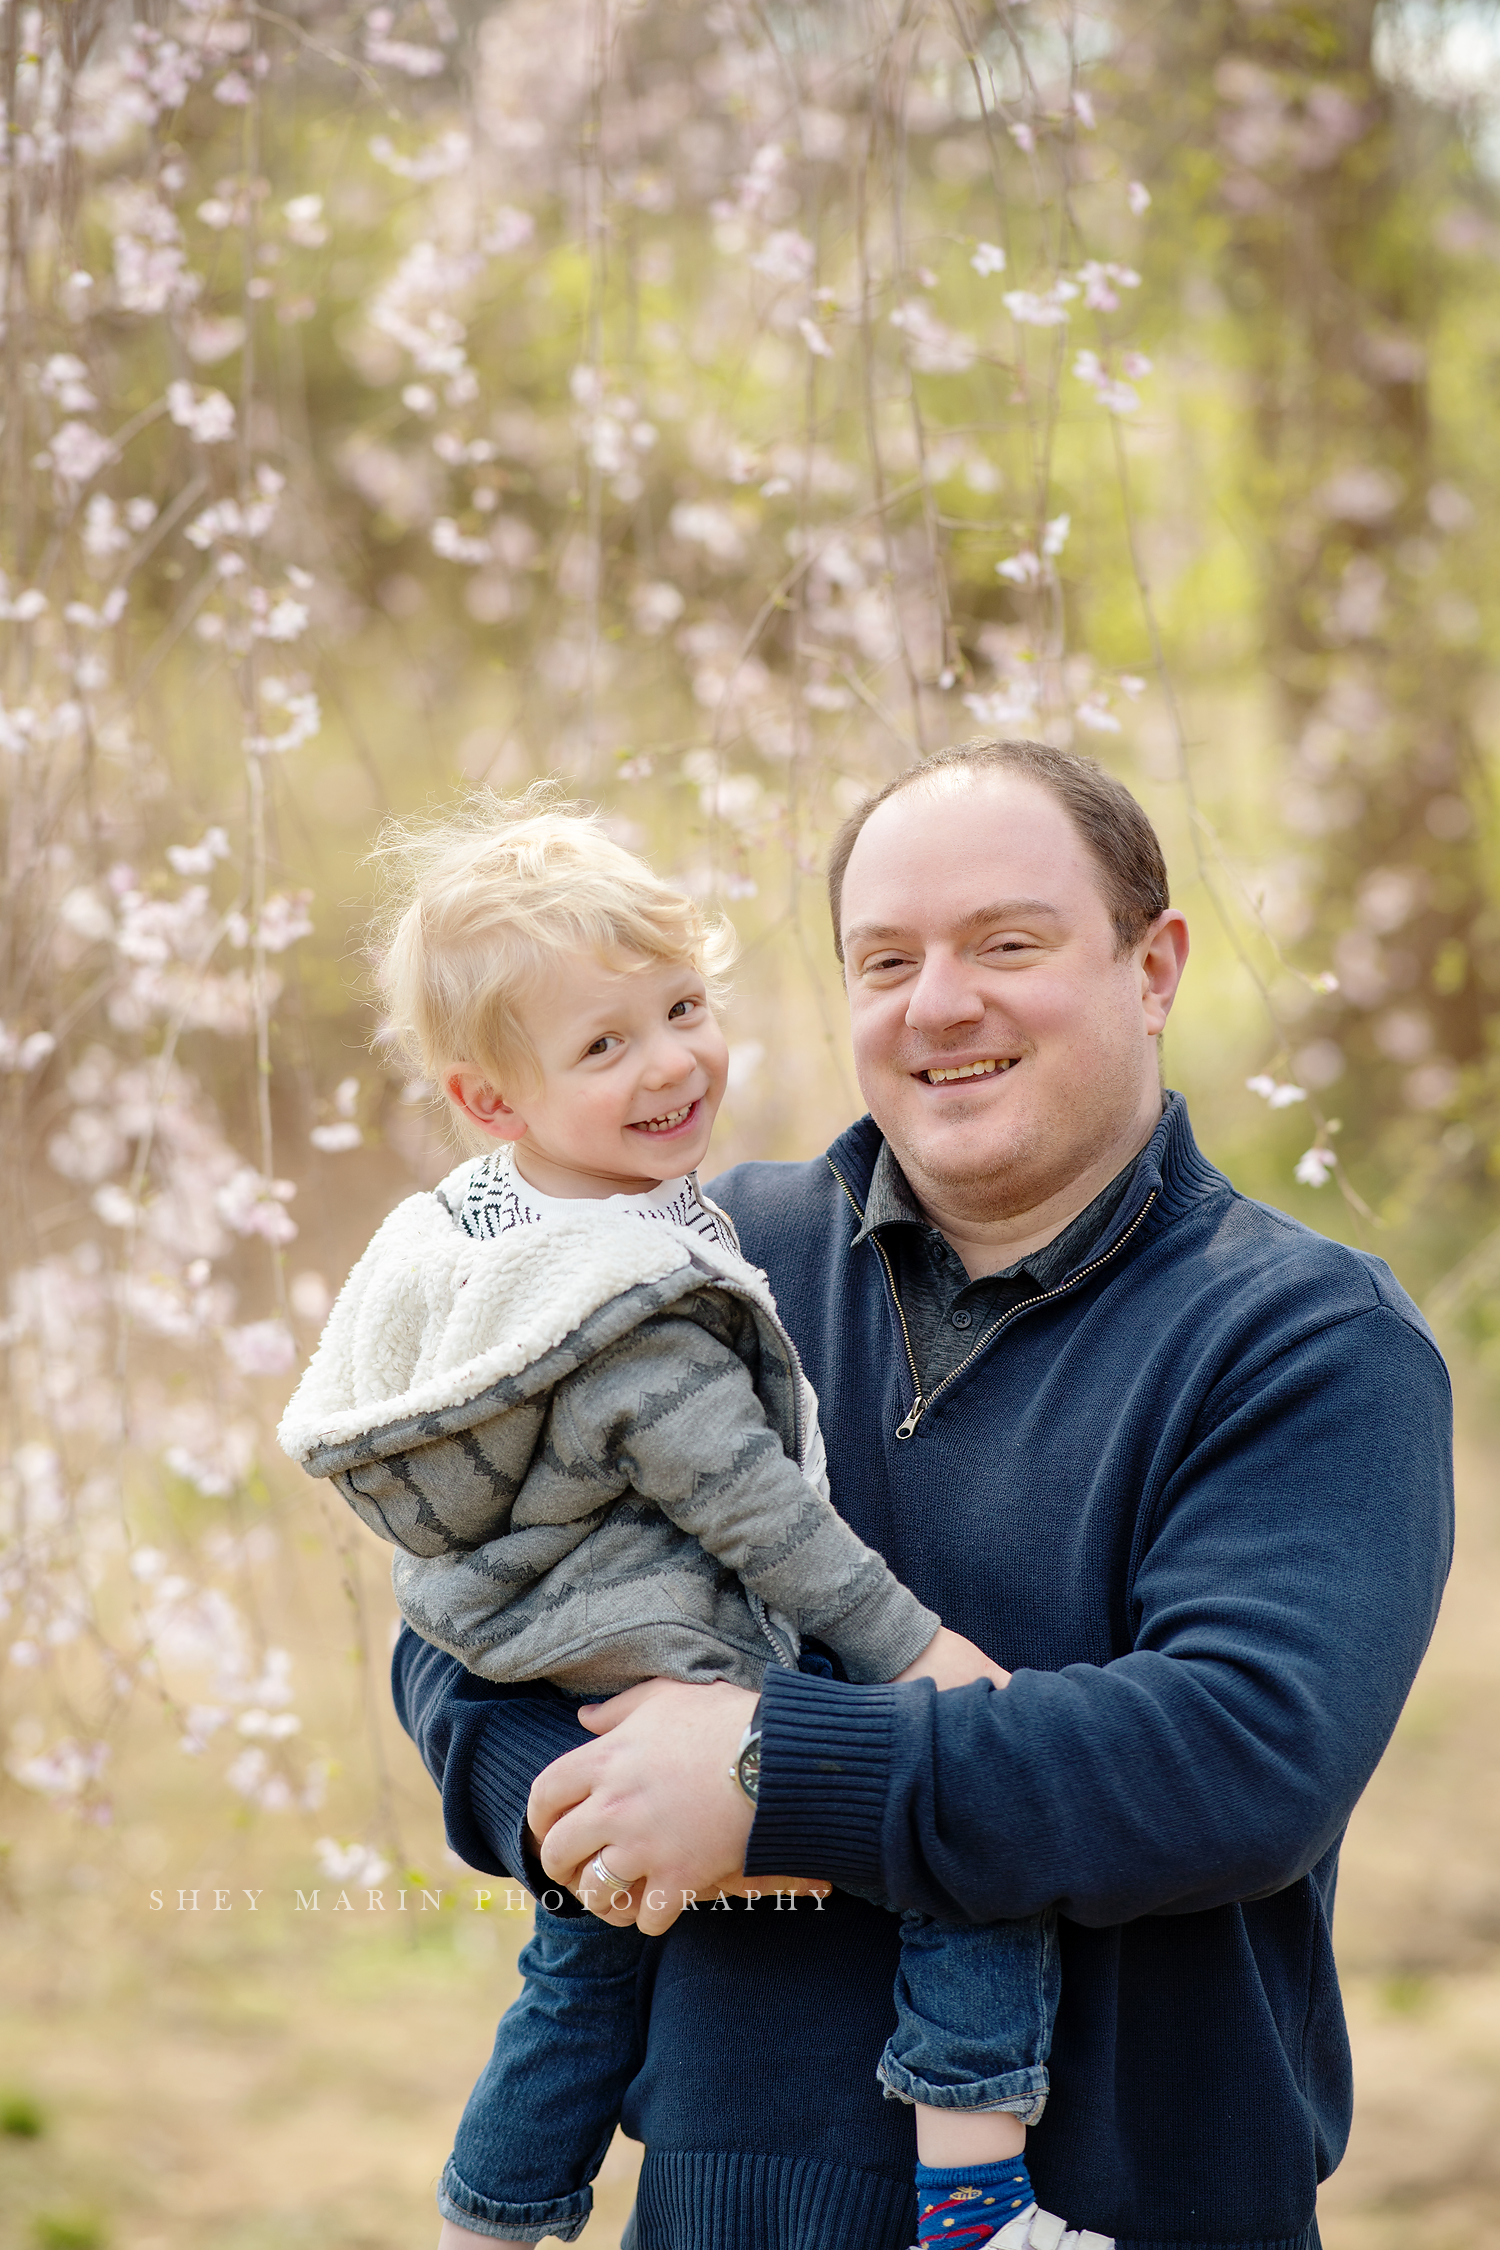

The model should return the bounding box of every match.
[839,773,1184,1220]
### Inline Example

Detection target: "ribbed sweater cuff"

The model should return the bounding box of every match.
[744,1666,896,1888]
[461,1695,595,1912]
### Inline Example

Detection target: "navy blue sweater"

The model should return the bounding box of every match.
[392,1095,1452,2250]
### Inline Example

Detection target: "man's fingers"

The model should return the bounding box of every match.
[539,1794,639,1884]
[565,1863,645,1927]
[529,1677,760,1905]
[559,1861,832,1938]
[576,1675,678,1734]
[539,1805,596,1882]
[634,1889,682,1937]
[566,1862,676,1935]
[629,1873,831,1936]
[526,1737,603,1842]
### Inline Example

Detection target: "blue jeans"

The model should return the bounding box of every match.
[438,1899,1058,2242]
[877,1904,1058,2118]
[440,1909,648,2243]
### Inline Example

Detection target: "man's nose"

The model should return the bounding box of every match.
[903,951,986,1034]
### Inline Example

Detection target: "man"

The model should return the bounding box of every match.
[396,738,1452,2250]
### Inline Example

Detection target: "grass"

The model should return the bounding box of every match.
[1,2094,44,2140]
[0,1529,640,2250]
[32,2219,106,2250]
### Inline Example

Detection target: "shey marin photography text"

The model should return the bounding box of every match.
[147,1883,828,1915]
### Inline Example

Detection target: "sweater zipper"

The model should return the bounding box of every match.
[826,1157,1158,1441]
[706,1274,807,1470]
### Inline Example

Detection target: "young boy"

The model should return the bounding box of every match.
[279,790,1112,2250]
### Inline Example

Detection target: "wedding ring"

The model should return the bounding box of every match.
[591,1853,632,1891]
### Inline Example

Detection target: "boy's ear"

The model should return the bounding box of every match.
[447,1069,525,1142]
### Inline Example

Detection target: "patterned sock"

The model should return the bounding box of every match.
[914,2155,1034,2247]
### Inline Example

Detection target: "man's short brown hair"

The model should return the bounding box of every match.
[827,737,1170,960]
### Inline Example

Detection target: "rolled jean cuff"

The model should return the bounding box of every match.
[875,2052,1050,2126]
[437,2154,592,2243]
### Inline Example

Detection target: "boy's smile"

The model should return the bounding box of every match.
[630,1098,700,1135]
[446,950,729,1198]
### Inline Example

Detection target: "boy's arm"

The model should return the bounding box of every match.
[551,1311,940,1683]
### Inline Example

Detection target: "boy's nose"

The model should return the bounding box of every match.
[644,1037,695,1087]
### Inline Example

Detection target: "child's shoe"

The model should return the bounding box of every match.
[984,2202,1114,2250]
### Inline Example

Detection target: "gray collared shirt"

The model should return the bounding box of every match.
[853,1126,1157,1396]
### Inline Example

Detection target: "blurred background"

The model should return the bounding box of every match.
[3,0,1500,2242]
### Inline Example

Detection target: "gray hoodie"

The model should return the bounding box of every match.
[278,1157,937,1697]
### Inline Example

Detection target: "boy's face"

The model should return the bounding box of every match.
[447,950,730,1197]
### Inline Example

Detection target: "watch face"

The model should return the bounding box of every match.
[738,1738,761,1802]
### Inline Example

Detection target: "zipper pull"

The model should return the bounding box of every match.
[895,1396,925,1441]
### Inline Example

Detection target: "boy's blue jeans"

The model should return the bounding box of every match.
[438,1898,1060,2244]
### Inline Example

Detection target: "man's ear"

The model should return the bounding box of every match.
[1139,910,1190,1039]
[447,1069,526,1142]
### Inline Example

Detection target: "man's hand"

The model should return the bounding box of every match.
[895,1623,1010,1693]
[526,1677,828,1936]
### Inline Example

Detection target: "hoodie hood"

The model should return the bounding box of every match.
[278,1156,815,1486]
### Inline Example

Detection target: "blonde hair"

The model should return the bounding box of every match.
[370,784,736,1137]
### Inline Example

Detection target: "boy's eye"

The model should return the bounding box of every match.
[585,1035,614,1056]
[667,997,699,1021]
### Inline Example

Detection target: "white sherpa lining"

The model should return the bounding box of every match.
[277,1156,784,1464]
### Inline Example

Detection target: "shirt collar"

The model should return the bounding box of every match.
[854,1138,929,1240]
[852,1116,1159,1288]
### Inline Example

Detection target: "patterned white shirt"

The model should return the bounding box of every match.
[452,1148,737,1253]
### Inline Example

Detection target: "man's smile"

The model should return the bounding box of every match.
[916,1057,1020,1085]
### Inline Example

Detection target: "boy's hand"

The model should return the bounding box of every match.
[894,1623,1011,1693]
[527,1678,828,1935]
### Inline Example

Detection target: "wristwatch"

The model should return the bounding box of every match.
[730,1698,763,1805]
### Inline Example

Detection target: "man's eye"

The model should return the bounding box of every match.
[867,954,909,974]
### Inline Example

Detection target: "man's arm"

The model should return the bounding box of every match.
[532,1302,1452,1931]
[756,1302,1453,1922]
[392,1624,594,1901]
